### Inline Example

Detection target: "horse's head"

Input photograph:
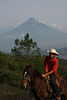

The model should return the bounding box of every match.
[21,64,34,89]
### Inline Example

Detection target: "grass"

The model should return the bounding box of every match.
[0,52,67,100]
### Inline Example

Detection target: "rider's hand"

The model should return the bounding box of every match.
[41,74,47,77]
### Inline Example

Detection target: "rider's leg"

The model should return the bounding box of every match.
[49,73,61,99]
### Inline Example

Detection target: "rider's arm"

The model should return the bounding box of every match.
[44,66,48,73]
[42,70,54,77]
[44,56,48,73]
[42,59,58,77]
[45,68,48,73]
[53,59,58,72]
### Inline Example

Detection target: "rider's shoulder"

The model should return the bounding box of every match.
[54,57,58,62]
[45,56,50,59]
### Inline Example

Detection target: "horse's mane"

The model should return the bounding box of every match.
[34,69,43,80]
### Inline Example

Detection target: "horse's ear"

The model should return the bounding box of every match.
[26,64,28,67]
[32,65,35,69]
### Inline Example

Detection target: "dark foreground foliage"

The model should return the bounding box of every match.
[0,51,67,100]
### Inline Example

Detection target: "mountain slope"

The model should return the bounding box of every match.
[0,18,67,53]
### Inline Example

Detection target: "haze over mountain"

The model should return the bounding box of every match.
[0,18,67,53]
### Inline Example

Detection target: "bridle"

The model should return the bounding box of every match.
[22,74,31,82]
[22,71,49,100]
[22,75,33,100]
[22,77,30,81]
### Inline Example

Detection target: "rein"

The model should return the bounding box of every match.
[22,77,30,81]
[22,76,33,100]
[23,70,50,99]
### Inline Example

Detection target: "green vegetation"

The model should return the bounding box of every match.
[0,34,67,100]
[0,51,67,99]
[11,33,41,56]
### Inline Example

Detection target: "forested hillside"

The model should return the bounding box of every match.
[0,51,67,100]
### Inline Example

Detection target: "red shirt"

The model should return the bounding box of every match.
[44,56,58,77]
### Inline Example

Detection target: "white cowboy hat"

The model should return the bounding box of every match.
[47,49,59,56]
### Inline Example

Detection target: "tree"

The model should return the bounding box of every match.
[11,33,41,56]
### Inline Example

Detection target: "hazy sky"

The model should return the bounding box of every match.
[0,0,67,32]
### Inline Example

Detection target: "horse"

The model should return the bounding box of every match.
[21,64,67,100]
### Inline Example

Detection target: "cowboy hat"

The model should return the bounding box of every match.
[47,49,59,56]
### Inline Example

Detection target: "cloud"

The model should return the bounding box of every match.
[38,20,46,24]
[51,24,63,30]
[13,33,25,38]
[58,26,63,30]
[51,24,57,27]
[0,33,25,39]
[21,33,25,37]
[5,35,14,38]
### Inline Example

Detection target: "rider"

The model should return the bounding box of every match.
[42,49,61,100]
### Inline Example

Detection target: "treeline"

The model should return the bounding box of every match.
[0,51,67,85]
[0,51,67,99]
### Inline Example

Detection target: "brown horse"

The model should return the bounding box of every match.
[21,64,67,100]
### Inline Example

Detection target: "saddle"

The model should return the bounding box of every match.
[46,76,66,94]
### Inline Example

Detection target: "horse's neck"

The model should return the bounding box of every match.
[31,70,48,98]
[31,70,43,86]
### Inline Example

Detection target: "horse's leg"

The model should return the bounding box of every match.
[63,93,67,100]
[32,91,41,100]
[34,97,40,100]
[54,97,57,100]
[33,96,40,100]
[41,98,46,100]
[65,95,67,100]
